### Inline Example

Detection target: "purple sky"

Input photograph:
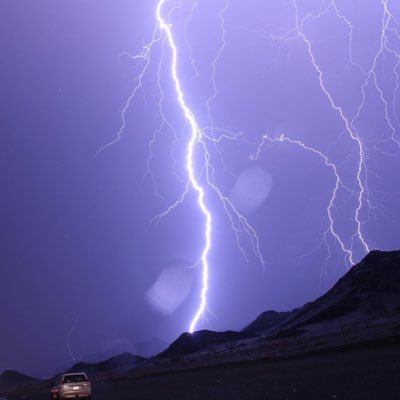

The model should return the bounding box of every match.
[1,0,400,377]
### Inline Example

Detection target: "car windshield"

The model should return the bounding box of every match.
[62,374,88,383]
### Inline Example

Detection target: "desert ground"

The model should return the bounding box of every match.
[4,340,400,400]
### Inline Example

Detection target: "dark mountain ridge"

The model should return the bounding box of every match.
[2,250,399,387]
[66,352,146,375]
[0,370,37,387]
[158,250,400,357]
[242,310,297,334]
[272,250,400,335]
[159,330,255,358]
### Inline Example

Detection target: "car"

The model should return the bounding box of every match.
[50,372,91,399]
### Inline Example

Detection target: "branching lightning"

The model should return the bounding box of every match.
[153,0,265,332]
[155,0,213,333]
[290,0,370,258]
[93,0,264,333]
[289,0,399,259]
[94,0,400,333]
[66,315,80,362]
[251,133,355,267]
[245,0,399,269]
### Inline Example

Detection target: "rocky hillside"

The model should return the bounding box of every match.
[242,310,297,334]
[272,250,400,336]
[159,330,254,358]
[67,353,146,375]
[160,250,400,356]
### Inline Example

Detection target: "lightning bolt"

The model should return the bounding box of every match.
[94,0,400,334]
[66,315,79,362]
[154,0,264,333]
[155,0,213,333]
[95,0,266,334]
[291,0,370,258]
[252,0,400,269]
[251,133,355,267]
[230,0,400,271]
[287,0,400,261]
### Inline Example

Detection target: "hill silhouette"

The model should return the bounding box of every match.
[0,370,36,387]
[271,250,400,337]
[159,330,254,358]
[159,250,400,355]
[66,353,145,375]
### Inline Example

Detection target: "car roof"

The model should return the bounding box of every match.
[61,372,88,377]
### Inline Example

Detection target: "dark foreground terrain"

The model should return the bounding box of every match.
[5,341,400,400]
[2,251,399,399]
